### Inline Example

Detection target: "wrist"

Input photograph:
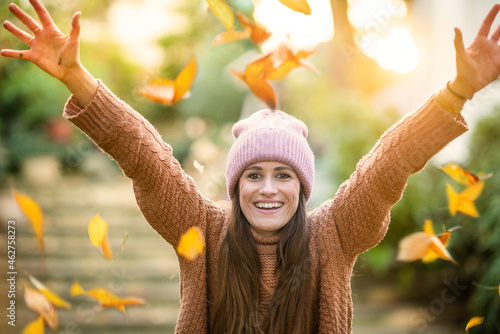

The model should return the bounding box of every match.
[62,65,98,108]
[448,78,475,101]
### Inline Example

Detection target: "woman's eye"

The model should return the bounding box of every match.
[277,173,291,179]
[248,173,261,180]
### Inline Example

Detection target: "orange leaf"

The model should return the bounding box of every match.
[29,274,71,309]
[265,45,316,80]
[465,316,483,330]
[12,187,43,254]
[232,54,277,109]
[278,0,311,15]
[177,227,205,261]
[206,0,234,30]
[100,234,113,260]
[236,12,271,44]
[22,316,45,334]
[429,235,456,264]
[173,56,197,104]
[137,78,175,104]
[212,29,251,46]
[24,284,58,330]
[76,284,145,317]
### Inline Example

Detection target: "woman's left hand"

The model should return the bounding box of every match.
[451,4,500,99]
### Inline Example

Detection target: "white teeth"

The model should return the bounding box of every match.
[256,202,283,209]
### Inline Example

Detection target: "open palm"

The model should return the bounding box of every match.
[1,0,81,82]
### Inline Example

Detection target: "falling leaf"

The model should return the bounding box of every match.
[100,234,113,260]
[439,163,493,186]
[87,213,108,247]
[236,13,271,44]
[12,187,43,254]
[28,274,71,309]
[397,220,456,263]
[465,316,483,330]
[212,29,251,46]
[24,284,58,330]
[206,0,234,30]
[498,282,500,296]
[446,182,484,217]
[194,160,205,173]
[87,213,112,260]
[265,46,316,80]
[231,54,277,109]
[22,316,45,334]
[173,56,197,104]
[70,281,145,317]
[138,56,197,105]
[177,227,205,261]
[278,0,311,15]
[70,281,85,296]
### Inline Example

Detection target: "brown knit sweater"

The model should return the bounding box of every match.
[63,81,468,333]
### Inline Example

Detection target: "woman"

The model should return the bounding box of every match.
[2,1,500,333]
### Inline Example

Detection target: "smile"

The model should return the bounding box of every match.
[255,202,283,209]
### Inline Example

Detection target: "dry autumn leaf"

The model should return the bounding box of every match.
[236,12,271,45]
[24,283,58,330]
[87,213,113,260]
[138,56,197,105]
[177,227,205,261]
[28,274,71,310]
[12,187,43,254]
[213,29,250,46]
[206,0,234,30]
[22,315,44,334]
[231,54,277,109]
[278,0,311,15]
[465,316,484,331]
[70,281,145,317]
[440,163,491,186]
[446,181,485,217]
[397,220,456,263]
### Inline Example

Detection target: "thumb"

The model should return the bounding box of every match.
[453,27,466,60]
[69,11,81,43]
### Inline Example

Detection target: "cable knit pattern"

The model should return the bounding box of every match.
[63,81,467,333]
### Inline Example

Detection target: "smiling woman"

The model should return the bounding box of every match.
[2,0,500,333]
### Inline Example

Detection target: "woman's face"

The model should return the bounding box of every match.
[238,161,301,236]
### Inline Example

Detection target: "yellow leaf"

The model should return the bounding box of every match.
[206,0,234,30]
[12,187,44,254]
[423,219,435,235]
[22,316,45,334]
[78,284,145,316]
[429,235,456,264]
[137,78,175,104]
[29,274,71,309]
[446,182,484,217]
[396,232,432,262]
[100,234,113,260]
[24,284,58,330]
[440,163,479,186]
[177,227,205,261]
[173,56,197,104]
[465,316,484,330]
[87,213,108,247]
[278,0,311,15]
[70,281,84,296]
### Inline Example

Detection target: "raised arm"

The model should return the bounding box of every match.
[325,4,500,257]
[1,0,97,107]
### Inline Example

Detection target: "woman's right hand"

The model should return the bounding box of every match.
[1,0,98,107]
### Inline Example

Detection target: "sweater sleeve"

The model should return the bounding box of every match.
[63,80,222,246]
[326,95,468,257]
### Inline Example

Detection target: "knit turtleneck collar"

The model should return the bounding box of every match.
[251,228,281,255]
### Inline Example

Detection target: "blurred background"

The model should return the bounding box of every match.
[1,0,500,333]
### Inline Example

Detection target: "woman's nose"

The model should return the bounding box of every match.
[259,178,278,196]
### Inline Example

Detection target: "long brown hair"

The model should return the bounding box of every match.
[211,185,313,333]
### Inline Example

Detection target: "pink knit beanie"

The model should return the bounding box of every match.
[226,109,315,201]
